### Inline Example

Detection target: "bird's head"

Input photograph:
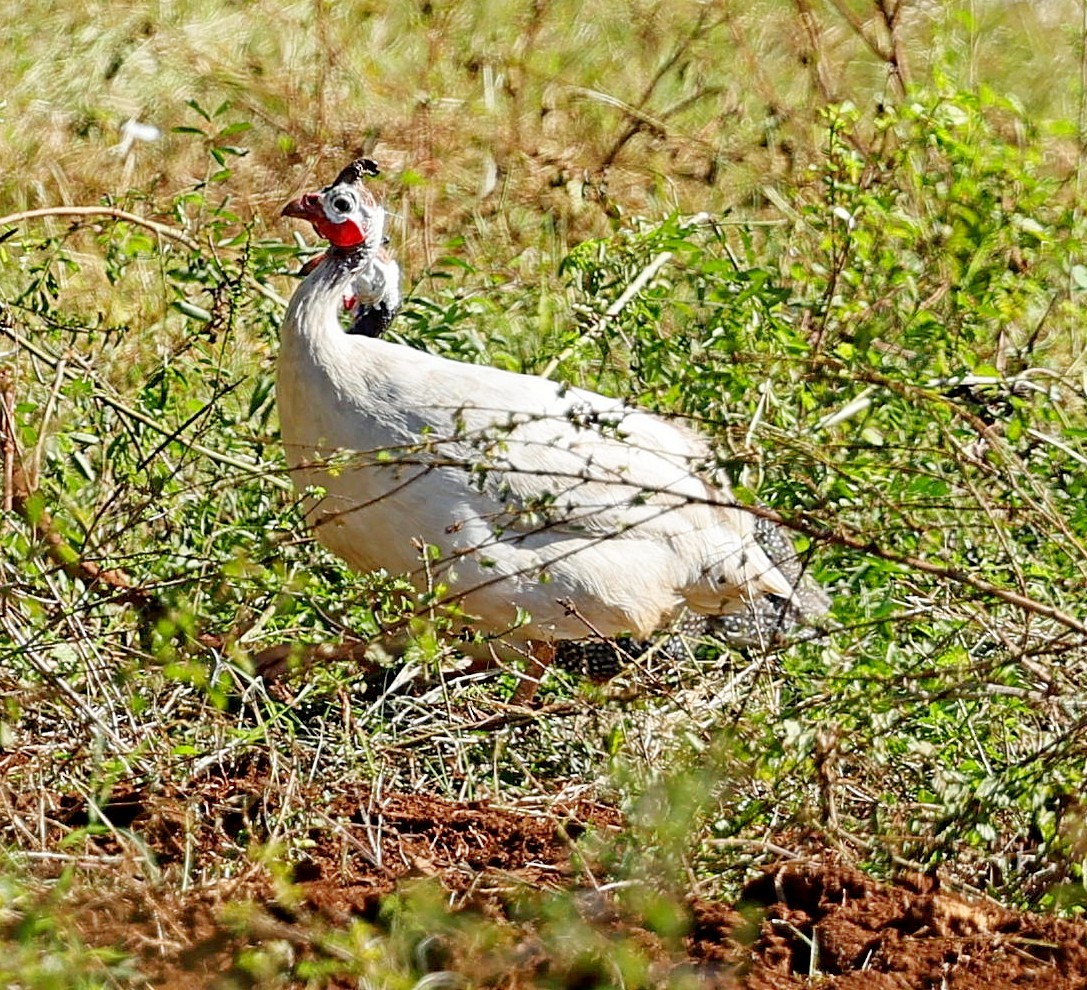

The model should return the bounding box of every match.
[282,158,384,250]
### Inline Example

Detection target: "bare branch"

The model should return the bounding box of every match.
[822,0,909,97]
[745,503,1087,638]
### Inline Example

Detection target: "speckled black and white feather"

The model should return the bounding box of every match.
[554,516,828,681]
[345,247,401,337]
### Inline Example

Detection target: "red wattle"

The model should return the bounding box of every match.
[313,217,366,247]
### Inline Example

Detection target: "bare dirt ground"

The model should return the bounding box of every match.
[10,754,1086,989]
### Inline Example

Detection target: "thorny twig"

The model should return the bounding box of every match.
[600,5,729,167]
[790,0,910,135]
[822,0,910,96]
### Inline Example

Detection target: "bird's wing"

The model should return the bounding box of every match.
[445,393,723,540]
[429,386,793,604]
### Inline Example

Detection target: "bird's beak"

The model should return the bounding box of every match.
[281,193,324,221]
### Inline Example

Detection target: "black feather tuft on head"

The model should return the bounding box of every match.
[332,158,381,187]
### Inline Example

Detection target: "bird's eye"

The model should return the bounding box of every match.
[331,194,353,214]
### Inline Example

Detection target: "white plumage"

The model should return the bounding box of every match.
[278,160,819,689]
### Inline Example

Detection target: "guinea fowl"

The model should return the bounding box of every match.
[278,159,827,698]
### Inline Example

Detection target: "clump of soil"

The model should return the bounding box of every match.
[698,861,1087,989]
[24,758,1087,988]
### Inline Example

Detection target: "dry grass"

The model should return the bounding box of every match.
[2,0,1080,273]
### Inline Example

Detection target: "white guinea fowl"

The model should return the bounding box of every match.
[278,159,823,696]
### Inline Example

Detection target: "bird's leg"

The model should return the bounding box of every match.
[511,641,556,705]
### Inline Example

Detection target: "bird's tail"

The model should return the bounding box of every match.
[554,516,829,680]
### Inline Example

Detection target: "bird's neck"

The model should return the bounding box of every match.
[283,246,373,346]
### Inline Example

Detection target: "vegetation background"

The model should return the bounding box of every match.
[4,0,1087,985]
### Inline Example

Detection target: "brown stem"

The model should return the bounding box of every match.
[875,0,911,93]
[0,365,13,523]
